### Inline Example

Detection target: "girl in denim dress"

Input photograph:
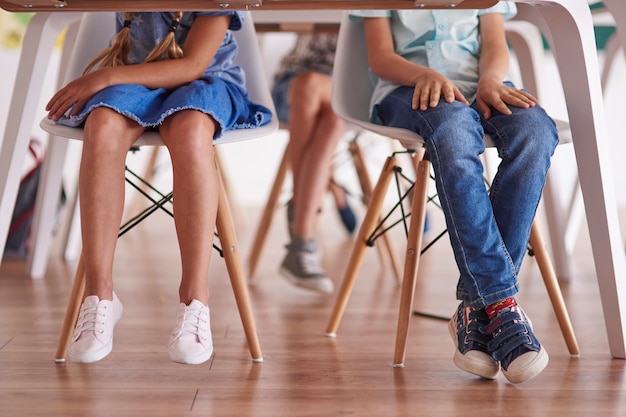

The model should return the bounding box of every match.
[46,11,272,365]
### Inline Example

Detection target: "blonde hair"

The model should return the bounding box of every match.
[83,12,184,75]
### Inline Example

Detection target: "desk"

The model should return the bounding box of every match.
[0,0,498,12]
[1,0,626,360]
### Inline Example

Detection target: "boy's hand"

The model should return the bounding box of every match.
[475,77,538,119]
[412,68,469,111]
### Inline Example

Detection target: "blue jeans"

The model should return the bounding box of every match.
[271,72,297,123]
[376,85,559,308]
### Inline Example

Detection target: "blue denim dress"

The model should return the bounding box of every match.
[56,11,272,139]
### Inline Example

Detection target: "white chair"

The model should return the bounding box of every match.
[325,12,579,367]
[39,12,279,363]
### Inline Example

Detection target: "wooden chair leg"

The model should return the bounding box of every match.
[529,221,580,356]
[392,156,430,367]
[349,139,403,283]
[247,143,291,280]
[215,147,246,230]
[55,253,86,362]
[216,168,263,362]
[326,154,400,336]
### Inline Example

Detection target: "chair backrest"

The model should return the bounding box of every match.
[41,12,278,145]
[330,12,425,149]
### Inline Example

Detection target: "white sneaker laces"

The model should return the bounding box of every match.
[173,306,209,341]
[297,251,325,276]
[73,304,108,338]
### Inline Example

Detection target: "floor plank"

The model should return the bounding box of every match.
[1,204,626,417]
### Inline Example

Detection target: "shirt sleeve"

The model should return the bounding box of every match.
[478,1,517,21]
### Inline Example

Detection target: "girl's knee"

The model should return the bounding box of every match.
[161,111,216,159]
[289,72,330,102]
[83,108,140,154]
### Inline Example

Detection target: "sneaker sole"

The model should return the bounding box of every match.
[168,348,214,365]
[279,267,334,294]
[68,339,113,363]
[502,346,549,384]
[448,318,499,380]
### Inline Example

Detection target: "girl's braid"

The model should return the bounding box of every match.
[82,12,184,75]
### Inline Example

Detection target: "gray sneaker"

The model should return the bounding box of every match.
[280,237,334,294]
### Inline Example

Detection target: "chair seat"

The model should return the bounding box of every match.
[40,116,278,147]
[339,113,572,151]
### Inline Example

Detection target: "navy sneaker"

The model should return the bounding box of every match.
[449,302,500,379]
[336,204,357,234]
[482,298,549,384]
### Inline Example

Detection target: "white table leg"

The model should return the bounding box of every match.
[26,17,82,279]
[518,0,626,359]
[0,12,82,265]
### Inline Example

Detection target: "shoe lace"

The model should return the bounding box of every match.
[173,306,209,341]
[73,303,108,337]
[296,250,325,277]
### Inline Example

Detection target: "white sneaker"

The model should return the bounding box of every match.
[168,299,213,365]
[68,293,123,363]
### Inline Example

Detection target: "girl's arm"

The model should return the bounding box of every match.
[47,15,231,121]
[362,17,468,111]
[476,12,537,119]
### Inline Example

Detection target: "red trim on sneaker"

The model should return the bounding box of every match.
[485,297,517,320]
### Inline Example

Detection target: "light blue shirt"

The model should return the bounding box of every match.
[349,3,517,121]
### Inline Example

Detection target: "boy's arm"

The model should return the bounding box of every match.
[476,12,538,119]
[362,17,468,111]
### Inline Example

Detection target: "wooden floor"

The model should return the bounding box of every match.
[1,201,626,417]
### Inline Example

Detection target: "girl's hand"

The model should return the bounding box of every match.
[46,70,109,122]
[412,68,469,111]
[475,77,538,119]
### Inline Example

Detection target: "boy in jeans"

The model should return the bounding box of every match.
[350,3,556,383]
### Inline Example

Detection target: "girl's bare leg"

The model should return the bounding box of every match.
[80,108,145,300]
[287,72,345,240]
[159,110,218,305]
